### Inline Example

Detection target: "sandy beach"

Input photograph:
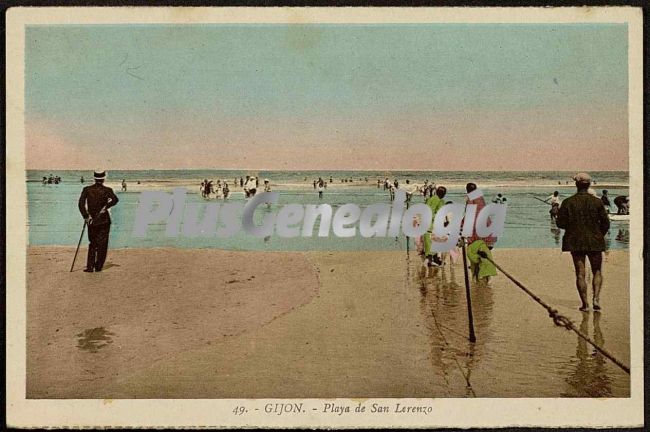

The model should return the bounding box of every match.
[26,246,630,399]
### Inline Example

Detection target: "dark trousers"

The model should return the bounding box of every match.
[86,222,111,271]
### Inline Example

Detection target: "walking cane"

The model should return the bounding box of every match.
[461,239,477,343]
[70,220,87,272]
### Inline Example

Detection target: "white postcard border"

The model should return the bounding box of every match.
[6,6,644,428]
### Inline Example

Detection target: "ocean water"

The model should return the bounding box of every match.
[27,169,629,188]
[27,170,630,251]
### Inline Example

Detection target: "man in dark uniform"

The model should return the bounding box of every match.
[78,170,119,272]
[556,172,610,311]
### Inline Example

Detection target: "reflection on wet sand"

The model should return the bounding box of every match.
[562,312,613,397]
[76,327,115,353]
[615,228,629,244]
[406,248,628,398]
[411,252,494,397]
[550,224,561,246]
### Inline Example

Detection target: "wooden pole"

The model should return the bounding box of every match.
[460,236,477,342]
[405,197,410,253]
[530,194,551,205]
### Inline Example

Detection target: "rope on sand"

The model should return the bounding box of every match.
[482,254,631,375]
[412,260,477,397]
[428,306,478,398]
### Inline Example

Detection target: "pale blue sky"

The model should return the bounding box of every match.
[25,24,628,170]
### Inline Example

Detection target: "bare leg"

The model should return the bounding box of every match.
[571,253,589,311]
[591,271,603,310]
[587,252,603,310]
[471,262,479,281]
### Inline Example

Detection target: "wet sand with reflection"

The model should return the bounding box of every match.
[27,247,629,398]
[410,249,629,397]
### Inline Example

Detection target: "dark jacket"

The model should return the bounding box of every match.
[556,191,609,252]
[78,182,119,226]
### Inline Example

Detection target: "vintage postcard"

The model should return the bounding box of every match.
[6,6,644,429]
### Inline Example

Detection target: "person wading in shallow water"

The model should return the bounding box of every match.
[545,191,562,222]
[556,172,610,311]
[613,195,629,215]
[78,170,119,273]
[423,186,447,267]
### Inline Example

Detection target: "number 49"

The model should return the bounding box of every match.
[233,406,246,415]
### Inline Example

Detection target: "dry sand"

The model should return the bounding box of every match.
[26,246,630,398]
